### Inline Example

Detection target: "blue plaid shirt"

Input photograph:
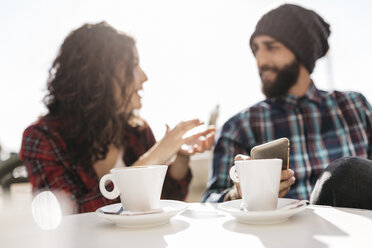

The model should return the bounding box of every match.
[202,83,372,202]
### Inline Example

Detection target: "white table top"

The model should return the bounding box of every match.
[2,201,372,248]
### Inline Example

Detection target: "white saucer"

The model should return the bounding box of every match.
[218,198,307,225]
[96,200,187,228]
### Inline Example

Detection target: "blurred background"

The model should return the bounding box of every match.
[1,0,372,156]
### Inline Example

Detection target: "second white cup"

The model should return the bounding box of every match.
[229,159,282,211]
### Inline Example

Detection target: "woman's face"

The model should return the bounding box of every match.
[115,47,148,114]
[128,48,148,111]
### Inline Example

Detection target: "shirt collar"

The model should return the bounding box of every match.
[268,82,322,111]
[303,82,322,104]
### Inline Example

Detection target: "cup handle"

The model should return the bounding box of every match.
[99,174,120,200]
[229,165,239,183]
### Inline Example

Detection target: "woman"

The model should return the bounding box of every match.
[20,22,215,213]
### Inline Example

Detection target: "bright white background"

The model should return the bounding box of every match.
[1,0,372,155]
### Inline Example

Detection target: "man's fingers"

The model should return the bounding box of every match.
[279,176,295,192]
[223,184,243,201]
[235,182,242,197]
[234,154,250,161]
[229,187,241,200]
[279,187,290,198]
[281,168,294,181]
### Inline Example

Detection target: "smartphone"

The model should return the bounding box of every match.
[250,138,290,170]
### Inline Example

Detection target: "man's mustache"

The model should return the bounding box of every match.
[259,65,279,80]
[259,65,279,74]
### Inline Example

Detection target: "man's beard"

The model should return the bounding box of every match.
[260,58,300,98]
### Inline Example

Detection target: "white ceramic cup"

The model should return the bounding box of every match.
[229,159,282,211]
[99,165,168,212]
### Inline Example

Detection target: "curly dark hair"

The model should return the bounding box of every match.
[44,21,137,165]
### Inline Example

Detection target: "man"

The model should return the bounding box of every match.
[202,4,372,209]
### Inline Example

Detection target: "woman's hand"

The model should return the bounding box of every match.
[170,125,215,180]
[133,119,214,170]
[178,126,216,156]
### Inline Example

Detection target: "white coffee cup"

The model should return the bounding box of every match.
[229,159,282,211]
[99,165,168,212]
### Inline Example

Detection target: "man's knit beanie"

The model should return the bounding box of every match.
[250,4,331,73]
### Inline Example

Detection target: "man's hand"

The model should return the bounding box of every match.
[223,183,242,201]
[223,154,247,201]
[279,168,295,197]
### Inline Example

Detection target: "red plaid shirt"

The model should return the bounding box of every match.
[20,118,191,213]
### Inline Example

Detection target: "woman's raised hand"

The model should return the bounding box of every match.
[159,119,215,161]
[178,125,215,156]
[134,119,215,167]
